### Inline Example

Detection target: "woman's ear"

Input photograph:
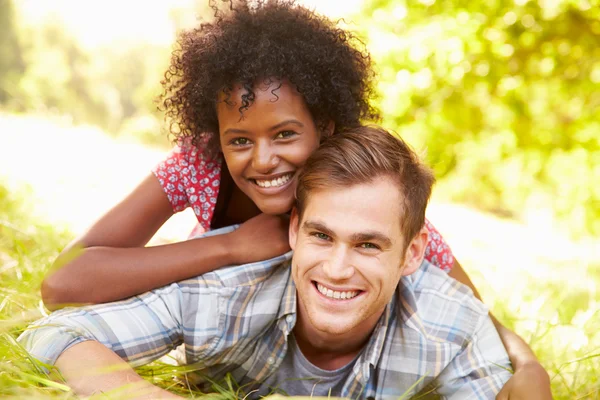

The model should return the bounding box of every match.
[326,120,335,135]
[289,207,300,250]
[320,120,335,141]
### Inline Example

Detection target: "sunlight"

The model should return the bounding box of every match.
[18,0,364,49]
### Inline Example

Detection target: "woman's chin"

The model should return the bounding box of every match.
[256,198,295,215]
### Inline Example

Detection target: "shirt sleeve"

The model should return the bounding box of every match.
[424,219,454,273]
[152,144,222,231]
[17,283,186,368]
[152,146,193,213]
[433,314,513,399]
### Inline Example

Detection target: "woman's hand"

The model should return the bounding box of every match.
[496,361,552,400]
[227,213,291,265]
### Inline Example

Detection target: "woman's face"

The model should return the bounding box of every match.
[217,80,323,215]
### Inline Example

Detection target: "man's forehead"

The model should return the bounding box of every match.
[299,178,404,240]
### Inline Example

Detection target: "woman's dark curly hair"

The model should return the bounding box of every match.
[159,0,379,157]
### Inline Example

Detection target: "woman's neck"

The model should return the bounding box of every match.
[211,167,261,228]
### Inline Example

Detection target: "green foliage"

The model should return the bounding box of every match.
[355,0,600,237]
[0,183,222,398]
[0,0,25,106]
[0,184,72,398]
[0,1,172,147]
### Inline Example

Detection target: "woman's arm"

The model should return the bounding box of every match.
[448,259,552,399]
[41,174,290,310]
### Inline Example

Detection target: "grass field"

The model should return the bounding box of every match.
[1,180,599,399]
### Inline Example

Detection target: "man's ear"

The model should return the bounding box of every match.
[289,207,300,250]
[401,226,429,276]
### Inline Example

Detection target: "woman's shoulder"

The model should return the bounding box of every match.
[423,219,454,272]
[152,139,223,224]
[169,139,222,170]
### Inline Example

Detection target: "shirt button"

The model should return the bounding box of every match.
[286,315,293,323]
[267,357,275,364]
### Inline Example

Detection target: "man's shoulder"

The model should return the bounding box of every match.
[184,226,293,290]
[398,261,489,346]
[185,253,293,290]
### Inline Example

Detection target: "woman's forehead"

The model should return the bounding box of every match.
[216,81,312,122]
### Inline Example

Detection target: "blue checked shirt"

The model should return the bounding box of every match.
[19,226,511,399]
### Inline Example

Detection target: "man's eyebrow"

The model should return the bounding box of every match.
[303,221,392,247]
[302,221,335,236]
[350,231,393,248]
[222,119,304,136]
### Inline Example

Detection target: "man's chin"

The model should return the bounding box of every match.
[307,314,357,337]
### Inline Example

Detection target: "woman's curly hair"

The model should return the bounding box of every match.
[159,0,380,156]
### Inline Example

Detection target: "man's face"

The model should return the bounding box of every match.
[289,176,426,339]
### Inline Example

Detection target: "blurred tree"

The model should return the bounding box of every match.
[355,0,600,236]
[17,21,112,128]
[0,0,25,107]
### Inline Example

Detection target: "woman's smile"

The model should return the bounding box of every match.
[250,172,295,189]
[218,80,323,215]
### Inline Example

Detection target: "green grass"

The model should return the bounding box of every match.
[1,183,599,399]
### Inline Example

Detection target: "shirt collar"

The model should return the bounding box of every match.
[276,259,297,323]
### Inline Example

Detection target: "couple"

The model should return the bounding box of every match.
[21,125,511,398]
[20,1,550,398]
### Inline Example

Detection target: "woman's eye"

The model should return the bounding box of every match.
[275,130,297,139]
[231,138,250,146]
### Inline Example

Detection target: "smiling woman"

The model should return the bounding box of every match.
[218,81,323,215]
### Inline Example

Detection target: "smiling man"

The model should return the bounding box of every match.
[19,126,511,399]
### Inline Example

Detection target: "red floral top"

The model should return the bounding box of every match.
[153,145,454,272]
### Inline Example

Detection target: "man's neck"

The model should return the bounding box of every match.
[292,300,384,371]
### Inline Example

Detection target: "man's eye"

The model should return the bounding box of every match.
[312,232,330,241]
[359,243,379,250]
[231,138,251,146]
[275,130,297,139]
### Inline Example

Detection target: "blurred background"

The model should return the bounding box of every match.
[0,0,599,398]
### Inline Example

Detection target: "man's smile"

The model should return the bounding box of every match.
[312,281,364,301]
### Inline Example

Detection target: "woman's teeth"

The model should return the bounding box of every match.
[316,283,359,300]
[255,173,292,188]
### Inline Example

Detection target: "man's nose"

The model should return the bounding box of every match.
[322,246,355,281]
[251,142,278,173]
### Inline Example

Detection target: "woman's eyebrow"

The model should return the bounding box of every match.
[222,120,304,136]
[269,119,304,131]
[222,128,250,135]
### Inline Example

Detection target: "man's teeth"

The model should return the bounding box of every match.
[255,174,293,188]
[316,283,359,300]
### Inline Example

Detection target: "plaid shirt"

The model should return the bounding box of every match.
[20,226,511,399]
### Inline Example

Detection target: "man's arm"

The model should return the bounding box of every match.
[433,314,513,399]
[55,341,180,399]
[18,282,192,397]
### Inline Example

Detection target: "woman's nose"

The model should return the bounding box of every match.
[252,142,278,173]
